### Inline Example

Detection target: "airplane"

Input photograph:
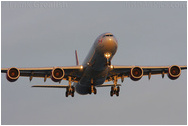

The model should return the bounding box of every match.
[1,32,187,97]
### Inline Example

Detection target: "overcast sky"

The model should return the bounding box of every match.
[1,1,187,125]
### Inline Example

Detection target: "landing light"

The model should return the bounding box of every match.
[104,53,111,58]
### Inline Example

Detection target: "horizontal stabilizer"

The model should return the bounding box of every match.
[96,84,121,87]
[32,85,69,88]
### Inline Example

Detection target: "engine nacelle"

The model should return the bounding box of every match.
[51,67,65,82]
[6,67,20,82]
[130,67,143,81]
[168,65,181,80]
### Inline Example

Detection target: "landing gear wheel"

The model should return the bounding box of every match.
[89,88,92,94]
[71,92,74,97]
[72,86,75,93]
[65,91,69,97]
[116,90,119,97]
[94,87,97,94]
[117,86,120,92]
[110,91,113,97]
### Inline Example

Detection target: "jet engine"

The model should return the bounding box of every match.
[6,67,20,82]
[130,67,143,81]
[51,67,65,82]
[168,65,181,80]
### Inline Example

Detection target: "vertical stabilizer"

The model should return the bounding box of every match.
[75,50,79,65]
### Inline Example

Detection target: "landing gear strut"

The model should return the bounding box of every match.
[106,60,111,66]
[65,76,75,97]
[110,76,120,97]
[89,78,97,95]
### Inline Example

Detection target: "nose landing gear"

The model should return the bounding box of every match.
[104,52,111,66]
[106,60,111,66]
[89,78,97,95]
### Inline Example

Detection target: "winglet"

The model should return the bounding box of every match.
[75,50,79,66]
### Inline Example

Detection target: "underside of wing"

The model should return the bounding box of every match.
[107,65,187,82]
[1,65,84,83]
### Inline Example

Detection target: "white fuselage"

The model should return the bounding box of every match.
[75,33,118,94]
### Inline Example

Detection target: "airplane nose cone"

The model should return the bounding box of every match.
[97,37,118,55]
[102,37,118,52]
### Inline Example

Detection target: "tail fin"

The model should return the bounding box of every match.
[75,50,79,65]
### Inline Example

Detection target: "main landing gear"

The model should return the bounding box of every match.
[89,78,97,95]
[110,76,120,97]
[65,86,75,97]
[65,76,75,97]
[110,86,120,97]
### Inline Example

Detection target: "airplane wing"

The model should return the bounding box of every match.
[107,65,187,82]
[1,65,84,82]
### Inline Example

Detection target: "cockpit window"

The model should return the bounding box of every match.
[103,34,113,37]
